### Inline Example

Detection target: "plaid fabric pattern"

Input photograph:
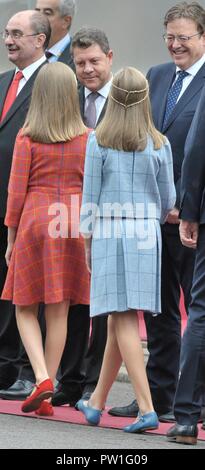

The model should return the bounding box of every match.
[81,132,176,316]
[2,130,90,306]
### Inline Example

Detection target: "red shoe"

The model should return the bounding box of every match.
[35,400,54,416]
[21,378,54,413]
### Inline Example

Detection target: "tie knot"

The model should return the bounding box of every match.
[177,70,189,81]
[14,71,24,82]
[45,50,54,59]
[87,92,99,103]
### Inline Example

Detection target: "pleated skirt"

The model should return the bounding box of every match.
[90,218,162,317]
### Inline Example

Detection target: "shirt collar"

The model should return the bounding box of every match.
[16,55,46,81]
[84,76,113,100]
[176,53,205,77]
[47,34,71,59]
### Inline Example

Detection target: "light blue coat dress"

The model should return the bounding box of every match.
[80,131,176,317]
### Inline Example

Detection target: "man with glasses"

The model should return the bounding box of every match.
[109,1,205,423]
[0,10,50,393]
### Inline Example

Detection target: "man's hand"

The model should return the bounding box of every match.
[166,207,180,224]
[179,220,199,249]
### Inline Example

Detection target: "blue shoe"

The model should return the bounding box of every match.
[76,399,102,426]
[124,411,159,433]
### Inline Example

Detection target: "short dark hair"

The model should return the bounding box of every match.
[164,2,205,33]
[71,27,110,55]
[30,11,51,49]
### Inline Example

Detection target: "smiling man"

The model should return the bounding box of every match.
[108,2,205,425]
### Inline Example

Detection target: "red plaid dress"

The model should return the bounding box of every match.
[1,130,90,306]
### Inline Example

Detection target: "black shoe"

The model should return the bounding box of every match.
[166,423,198,445]
[0,379,34,400]
[108,399,139,417]
[52,384,82,407]
[159,411,175,423]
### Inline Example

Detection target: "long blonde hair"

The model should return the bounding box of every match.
[96,66,165,151]
[22,62,87,143]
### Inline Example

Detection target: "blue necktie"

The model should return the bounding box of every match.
[163,70,189,129]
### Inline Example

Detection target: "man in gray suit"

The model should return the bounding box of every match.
[109,1,205,421]
[0,10,50,391]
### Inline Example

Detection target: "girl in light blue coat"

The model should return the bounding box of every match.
[78,67,176,433]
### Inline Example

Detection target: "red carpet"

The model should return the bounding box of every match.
[0,399,204,441]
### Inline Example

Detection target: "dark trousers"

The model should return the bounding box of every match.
[144,224,195,413]
[60,314,107,390]
[0,219,20,386]
[174,224,205,425]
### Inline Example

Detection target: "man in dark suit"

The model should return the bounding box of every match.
[167,83,205,445]
[35,0,75,70]
[52,26,113,405]
[0,10,51,390]
[109,1,205,421]
[0,0,90,405]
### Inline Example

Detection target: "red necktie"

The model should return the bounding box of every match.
[0,71,24,122]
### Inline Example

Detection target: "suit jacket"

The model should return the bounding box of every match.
[180,83,205,223]
[79,87,107,125]
[147,62,205,209]
[57,42,75,72]
[0,44,74,219]
[0,63,46,217]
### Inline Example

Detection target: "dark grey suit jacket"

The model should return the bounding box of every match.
[147,61,205,209]
[0,41,75,218]
[0,63,46,217]
[57,42,75,71]
[180,83,205,223]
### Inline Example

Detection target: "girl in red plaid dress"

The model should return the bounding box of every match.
[1,62,90,414]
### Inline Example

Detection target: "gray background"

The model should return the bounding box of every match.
[1,0,205,73]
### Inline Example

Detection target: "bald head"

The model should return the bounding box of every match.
[4,10,51,69]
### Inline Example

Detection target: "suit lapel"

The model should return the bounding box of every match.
[58,43,74,68]
[163,62,205,131]
[79,86,107,126]
[96,99,107,124]
[0,62,46,127]
[157,65,176,131]
[79,86,85,121]
[0,70,14,119]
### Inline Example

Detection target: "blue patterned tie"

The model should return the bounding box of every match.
[163,70,189,129]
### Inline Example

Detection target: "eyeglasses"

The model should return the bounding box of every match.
[1,31,39,40]
[163,32,202,44]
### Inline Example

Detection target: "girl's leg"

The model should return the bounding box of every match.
[44,300,69,383]
[113,310,154,416]
[89,315,122,410]
[16,304,48,385]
